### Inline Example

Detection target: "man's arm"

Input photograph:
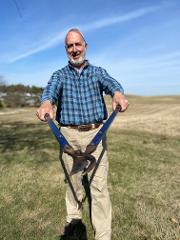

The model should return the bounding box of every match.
[36,100,54,121]
[36,70,61,121]
[112,91,129,112]
[99,67,129,112]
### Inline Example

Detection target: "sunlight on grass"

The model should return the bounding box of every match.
[0,96,180,240]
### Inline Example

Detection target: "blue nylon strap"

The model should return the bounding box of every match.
[87,105,121,147]
[45,114,70,150]
[45,105,121,152]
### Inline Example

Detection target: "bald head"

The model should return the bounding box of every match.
[65,28,87,46]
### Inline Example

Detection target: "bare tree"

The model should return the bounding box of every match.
[0,75,6,86]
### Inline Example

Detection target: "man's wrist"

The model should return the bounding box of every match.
[41,100,53,108]
[113,91,124,97]
[41,99,52,104]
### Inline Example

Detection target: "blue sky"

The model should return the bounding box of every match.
[0,0,180,96]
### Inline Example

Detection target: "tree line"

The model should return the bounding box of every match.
[0,83,43,108]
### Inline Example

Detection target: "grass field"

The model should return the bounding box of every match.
[0,95,180,240]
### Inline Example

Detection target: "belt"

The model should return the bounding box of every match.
[60,123,102,131]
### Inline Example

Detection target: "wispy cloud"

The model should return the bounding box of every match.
[80,6,161,31]
[9,30,68,63]
[93,50,180,71]
[9,5,161,63]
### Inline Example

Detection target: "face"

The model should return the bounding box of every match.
[65,31,87,67]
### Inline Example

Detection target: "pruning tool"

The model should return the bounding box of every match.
[45,105,121,208]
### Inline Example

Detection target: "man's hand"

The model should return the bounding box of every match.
[112,91,129,112]
[36,100,54,121]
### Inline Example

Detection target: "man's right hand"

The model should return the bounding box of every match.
[36,100,54,121]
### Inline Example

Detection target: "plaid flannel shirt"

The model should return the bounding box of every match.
[40,61,124,125]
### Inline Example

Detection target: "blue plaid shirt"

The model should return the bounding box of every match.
[41,61,124,125]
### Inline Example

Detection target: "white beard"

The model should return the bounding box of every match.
[68,49,86,67]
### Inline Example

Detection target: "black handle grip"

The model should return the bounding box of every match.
[115,105,122,112]
[44,113,50,121]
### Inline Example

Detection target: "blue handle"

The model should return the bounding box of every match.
[88,105,121,147]
[45,114,70,150]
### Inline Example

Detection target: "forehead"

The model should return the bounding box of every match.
[66,31,85,44]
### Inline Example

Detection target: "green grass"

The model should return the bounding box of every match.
[0,104,180,239]
[108,130,180,240]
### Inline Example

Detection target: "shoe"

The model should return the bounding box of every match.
[61,219,82,237]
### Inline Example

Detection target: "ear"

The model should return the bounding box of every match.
[85,43,88,49]
[65,45,69,54]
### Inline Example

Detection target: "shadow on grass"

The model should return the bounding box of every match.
[0,121,54,152]
[0,121,60,165]
[59,221,88,240]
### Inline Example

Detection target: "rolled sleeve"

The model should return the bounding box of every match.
[40,71,62,104]
[98,67,124,96]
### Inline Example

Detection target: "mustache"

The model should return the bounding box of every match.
[72,52,79,57]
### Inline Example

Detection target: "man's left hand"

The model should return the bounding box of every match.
[112,91,129,112]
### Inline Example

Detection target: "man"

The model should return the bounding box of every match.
[36,28,128,240]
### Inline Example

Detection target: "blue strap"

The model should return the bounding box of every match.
[45,105,121,152]
[87,105,121,148]
[45,114,70,150]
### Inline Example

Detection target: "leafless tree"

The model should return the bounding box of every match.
[0,75,6,86]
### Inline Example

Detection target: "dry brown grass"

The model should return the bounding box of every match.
[0,95,180,240]
[1,95,180,137]
[107,95,180,137]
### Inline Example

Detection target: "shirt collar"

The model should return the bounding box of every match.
[68,60,90,71]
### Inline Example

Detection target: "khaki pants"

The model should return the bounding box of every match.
[60,126,112,240]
